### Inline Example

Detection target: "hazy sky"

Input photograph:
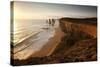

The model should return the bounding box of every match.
[13,1,97,19]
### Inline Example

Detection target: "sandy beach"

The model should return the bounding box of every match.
[31,26,65,57]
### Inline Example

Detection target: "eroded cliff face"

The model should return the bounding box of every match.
[51,18,97,62]
[59,18,97,38]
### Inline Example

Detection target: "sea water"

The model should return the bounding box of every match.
[12,19,59,60]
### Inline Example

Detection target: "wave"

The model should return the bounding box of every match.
[12,19,59,60]
[13,31,42,54]
[13,29,41,46]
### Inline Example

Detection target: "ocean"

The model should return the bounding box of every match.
[12,19,59,60]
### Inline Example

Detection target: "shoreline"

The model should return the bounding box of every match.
[12,17,97,66]
[31,26,65,57]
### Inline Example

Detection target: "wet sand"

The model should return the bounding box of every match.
[31,26,65,57]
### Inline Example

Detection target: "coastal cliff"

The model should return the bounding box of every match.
[52,17,97,61]
[12,18,97,66]
[59,18,97,37]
